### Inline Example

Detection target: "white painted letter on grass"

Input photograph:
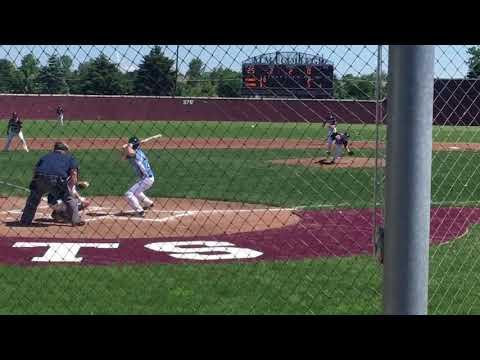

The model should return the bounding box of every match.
[145,241,263,260]
[13,242,119,263]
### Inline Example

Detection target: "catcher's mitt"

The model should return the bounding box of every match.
[77,181,90,190]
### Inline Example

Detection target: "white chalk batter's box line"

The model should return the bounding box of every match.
[0,203,350,216]
[0,205,308,223]
[4,201,475,224]
[3,200,475,218]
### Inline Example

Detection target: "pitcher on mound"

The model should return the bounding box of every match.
[122,136,155,217]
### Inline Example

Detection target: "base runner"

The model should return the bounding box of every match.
[3,112,29,152]
[122,136,155,217]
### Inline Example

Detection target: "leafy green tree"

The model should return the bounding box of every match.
[339,73,375,100]
[180,58,217,97]
[122,70,137,95]
[38,55,70,94]
[466,46,480,79]
[74,55,127,95]
[185,58,203,84]
[174,73,186,96]
[334,72,387,100]
[134,46,176,95]
[333,74,347,99]
[18,54,41,93]
[209,68,241,97]
[60,55,77,94]
[0,59,20,93]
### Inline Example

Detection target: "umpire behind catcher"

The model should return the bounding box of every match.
[20,142,84,226]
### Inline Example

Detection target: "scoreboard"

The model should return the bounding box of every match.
[241,63,334,99]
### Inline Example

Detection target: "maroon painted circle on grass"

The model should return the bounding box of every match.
[0,207,476,266]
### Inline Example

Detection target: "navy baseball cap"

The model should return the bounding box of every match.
[54,142,69,152]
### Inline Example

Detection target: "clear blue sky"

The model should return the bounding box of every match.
[0,45,472,78]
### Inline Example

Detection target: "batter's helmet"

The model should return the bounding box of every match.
[128,136,141,150]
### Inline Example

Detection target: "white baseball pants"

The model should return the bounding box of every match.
[58,114,64,126]
[333,143,343,162]
[3,130,29,152]
[125,176,154,212]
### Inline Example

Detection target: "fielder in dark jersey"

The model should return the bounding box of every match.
[3,112,29,152]
[56,105,64,125]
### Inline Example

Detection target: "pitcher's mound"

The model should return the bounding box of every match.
[271,157,386,169]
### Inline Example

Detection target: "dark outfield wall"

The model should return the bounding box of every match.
[0,94,379,123]
[2,82,473,125]
[434,79,480,125]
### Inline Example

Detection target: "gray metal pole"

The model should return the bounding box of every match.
[384,45,435,315]
[372,45,383,242]
[174,45,179,97]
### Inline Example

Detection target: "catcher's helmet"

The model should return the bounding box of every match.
[54,141,69,152]
[128,136,141,150]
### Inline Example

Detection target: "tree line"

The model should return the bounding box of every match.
[0,46,243,98]
[0,45,390,100]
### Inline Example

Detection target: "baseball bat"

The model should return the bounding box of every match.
[141,134,163,144]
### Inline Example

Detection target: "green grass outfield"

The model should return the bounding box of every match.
[0,120,479,314]
[4,119,480,143]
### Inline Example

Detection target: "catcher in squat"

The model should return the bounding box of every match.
[48,180,91,222]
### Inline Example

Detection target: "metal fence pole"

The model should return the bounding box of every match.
[372,45,383,244]
[384,45,435,315]
[174,45,179,97]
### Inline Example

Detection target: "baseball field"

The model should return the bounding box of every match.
[0,120,479,314]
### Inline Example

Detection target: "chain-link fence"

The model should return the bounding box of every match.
[0,45,477,314]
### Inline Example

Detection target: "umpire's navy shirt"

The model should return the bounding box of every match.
[35,151,79,178]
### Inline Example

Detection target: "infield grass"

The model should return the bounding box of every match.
[2,148,480,208]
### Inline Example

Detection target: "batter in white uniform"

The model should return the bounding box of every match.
[123,136,155,217]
